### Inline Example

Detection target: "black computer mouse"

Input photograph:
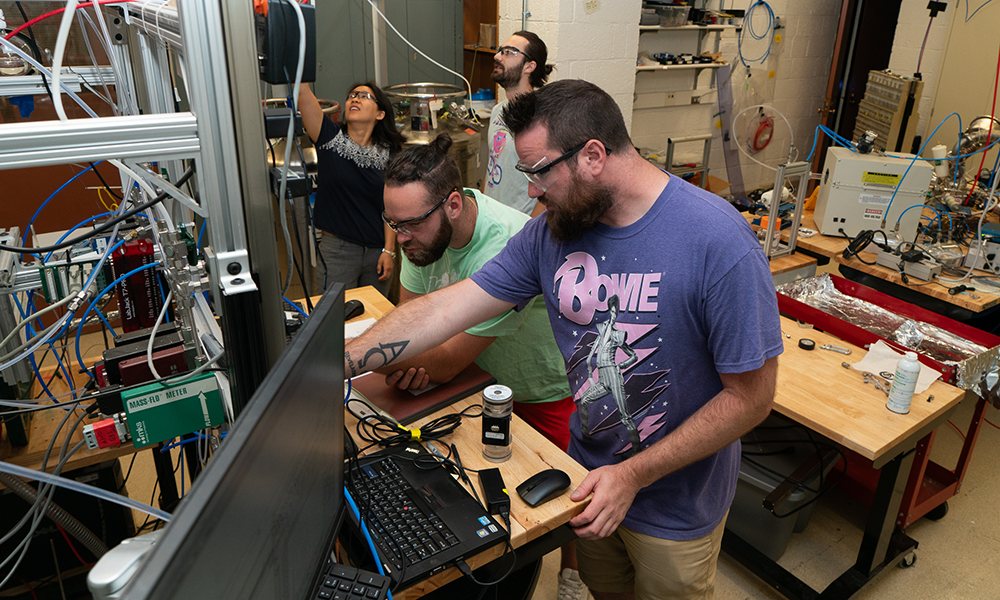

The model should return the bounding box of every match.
[345,299,365,321]
[516,468,571,507]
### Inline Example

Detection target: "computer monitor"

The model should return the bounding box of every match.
[122,285,346,599]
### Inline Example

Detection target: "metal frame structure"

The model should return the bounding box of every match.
[0,0,286,414]
[665,134,712,189]
[760,160,809,260]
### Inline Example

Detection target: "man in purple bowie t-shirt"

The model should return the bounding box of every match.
[343,79,782,600]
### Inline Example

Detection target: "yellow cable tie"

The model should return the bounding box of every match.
[397,424,421,441]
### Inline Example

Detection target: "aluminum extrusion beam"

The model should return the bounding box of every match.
[176,1,247,252]
[0,113,200,170]
[124,2,183,51]
[218,0,286,368]
[0,67,117,97]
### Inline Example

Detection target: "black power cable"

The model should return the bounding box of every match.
[840,228,892,266]
[0,165,196,255]
[89,162,124,200]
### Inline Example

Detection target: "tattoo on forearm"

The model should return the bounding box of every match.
[345,351,358,377]
[358,340,409,370]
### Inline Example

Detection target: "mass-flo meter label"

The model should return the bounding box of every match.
[861,171,902,188]
[125,376,218,413]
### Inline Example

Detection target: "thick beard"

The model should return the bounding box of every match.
[545,170,614,243]
[403,216,453,267]
[491,60,524,89]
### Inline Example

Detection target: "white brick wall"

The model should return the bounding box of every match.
[629,0,841,191]
[496,0,843,192]
[887,0,951,138]
[498,0,641,130]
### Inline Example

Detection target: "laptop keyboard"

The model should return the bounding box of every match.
[348,456,461,570]
[315,561,389,600]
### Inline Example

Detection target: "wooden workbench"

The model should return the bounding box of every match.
[786,211,1000,313]
[0,371,137,475]
[341,287,589,599]
[726,316,966,599]
[773,316,963,468]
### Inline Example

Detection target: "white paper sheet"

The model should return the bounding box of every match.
[850,340,941,394]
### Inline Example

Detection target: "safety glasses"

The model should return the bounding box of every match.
[382,188,458,235]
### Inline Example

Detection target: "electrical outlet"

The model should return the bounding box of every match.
[691,96,700,104]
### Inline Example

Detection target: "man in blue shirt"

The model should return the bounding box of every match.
[345,79,781,600]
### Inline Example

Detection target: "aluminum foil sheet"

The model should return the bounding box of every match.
[777,274,999,389]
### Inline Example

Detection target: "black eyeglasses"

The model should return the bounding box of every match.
[496,46,532,62]
[382,188,458,235]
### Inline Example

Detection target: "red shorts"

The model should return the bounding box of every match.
[513,397,575,452]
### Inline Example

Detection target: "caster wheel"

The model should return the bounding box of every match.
[899,552,917,568]
[925,501,949,521]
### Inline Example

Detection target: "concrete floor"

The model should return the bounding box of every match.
[528,393,1000,600]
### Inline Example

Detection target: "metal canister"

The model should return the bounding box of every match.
[481,385,513,462]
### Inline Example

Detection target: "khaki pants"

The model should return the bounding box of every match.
[575,513,727,600]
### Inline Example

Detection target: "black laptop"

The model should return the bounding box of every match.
[344,442,508,590]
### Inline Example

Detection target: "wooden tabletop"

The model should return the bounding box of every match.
[774,316,965,468]
[346,397,589,598]
[340,286,589,598]
[344,286,396,319]
[835,254,1000,312]
[0,371,137,474]
[786,211,853,257]
[769,252,818,277]
[774,211,1000,313]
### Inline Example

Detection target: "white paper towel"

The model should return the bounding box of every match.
[851,340,941,394]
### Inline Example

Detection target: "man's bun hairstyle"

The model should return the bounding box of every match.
[384,133,462,203]
[514,30,553,89]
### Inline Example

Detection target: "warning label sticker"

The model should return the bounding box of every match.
[861,171,902,188]
[862,207,884,220]
[859,193,891,206]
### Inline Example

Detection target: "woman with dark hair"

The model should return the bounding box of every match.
[298,81,406,293]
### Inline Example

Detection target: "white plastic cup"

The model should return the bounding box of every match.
[931,144,950,179]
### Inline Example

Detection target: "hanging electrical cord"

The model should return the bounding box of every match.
[737,0,775,68]
[275,0,307,295]
[362,0,474,102]
[733,104,795,171]
[916,15,934,74]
